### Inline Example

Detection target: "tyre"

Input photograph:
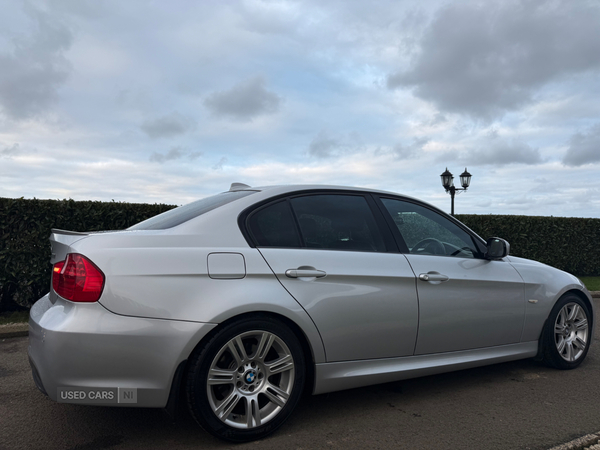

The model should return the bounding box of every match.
[186,316,305,442]
[541,294,592,370]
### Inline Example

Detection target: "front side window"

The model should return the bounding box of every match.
[381,198,479,258]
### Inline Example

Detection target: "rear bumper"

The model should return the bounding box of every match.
[28,294,216,407]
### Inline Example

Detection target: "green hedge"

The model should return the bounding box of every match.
[1,198,598,313]
[456,214,600,277]
[0,197,175,312]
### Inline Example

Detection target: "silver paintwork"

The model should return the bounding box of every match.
[405,254,525,354]
[207,253,246,279]
[314,341,539,394]
[49,229,88,264]
[504,255,594,342]
[29,184,594,412]
[259,248,419,362]
[29,294,216,407]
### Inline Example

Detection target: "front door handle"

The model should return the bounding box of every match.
[419,272,449,282]
[285,269,327,279]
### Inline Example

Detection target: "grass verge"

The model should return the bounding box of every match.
[580,276,600,292]
[0,311,29,325]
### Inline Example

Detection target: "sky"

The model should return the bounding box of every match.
[1,0,600,217]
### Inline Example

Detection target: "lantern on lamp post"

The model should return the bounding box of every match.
[440,167,472,215]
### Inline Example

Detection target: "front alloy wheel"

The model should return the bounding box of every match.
[553,302,589,362]
[542,294,592,370]
[186,317,305,442]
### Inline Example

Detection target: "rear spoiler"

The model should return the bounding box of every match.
[51,228,89,236]
[50,229,90,264]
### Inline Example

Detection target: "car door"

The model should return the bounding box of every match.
[377,197,526,355]
[245,193,419,363]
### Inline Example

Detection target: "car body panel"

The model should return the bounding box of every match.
[29,294,216,407]
[405,254,526,354]
[257,248,419,362]
[49,229,89,264]
[314,341,538,395]
[506,255,594,342]
[53,233,328,364]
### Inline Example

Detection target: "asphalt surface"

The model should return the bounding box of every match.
[1,299,599,450]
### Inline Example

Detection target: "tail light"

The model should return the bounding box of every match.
[52,254,105,302]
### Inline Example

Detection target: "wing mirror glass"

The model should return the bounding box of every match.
[485,237,510,260]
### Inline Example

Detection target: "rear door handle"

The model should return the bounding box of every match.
[419,272,449,282]
[285,269,327,279]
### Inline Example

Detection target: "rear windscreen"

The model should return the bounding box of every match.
[128,190,257,230]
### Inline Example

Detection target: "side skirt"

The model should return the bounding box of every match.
[313,341,538,395]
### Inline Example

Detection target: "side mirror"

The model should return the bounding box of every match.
[485,237,510,260]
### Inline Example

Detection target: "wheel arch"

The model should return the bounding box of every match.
[564,288,595,343]
[174,311,317,404]
[535,289,594,364]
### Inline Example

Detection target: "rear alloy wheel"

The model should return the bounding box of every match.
[542,294,591,369]
[186,317,305,442]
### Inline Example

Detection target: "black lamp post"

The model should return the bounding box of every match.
[440,167,472,215]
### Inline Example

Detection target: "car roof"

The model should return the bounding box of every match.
[231,184,435,212]
[234,184,417,199]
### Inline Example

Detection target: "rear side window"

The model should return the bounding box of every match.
[247,200,301,248]
[247,194,386,252]
[129,190,256,230]
[291,195,385,252]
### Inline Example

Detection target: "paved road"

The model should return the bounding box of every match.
[1,300,599,450]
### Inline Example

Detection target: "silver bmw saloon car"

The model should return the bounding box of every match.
[29,183,594,442]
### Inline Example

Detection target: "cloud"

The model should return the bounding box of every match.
[140,112,194,139]
[387,0,600,119]
[204,77,282,121]
[468,140,542,166]
[563,123,600,166]
[392,137,429,159]
[212,157,228,171]
[308,131,343,158]
[0,143,21,158]
[149,146,202,163]
[440,133,542,166]
[237,0,302,36]
[307,130,363,158]
[0,4,72,120]
[429,113,447,126]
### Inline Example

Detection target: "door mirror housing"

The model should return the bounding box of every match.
[485,237,510,260]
